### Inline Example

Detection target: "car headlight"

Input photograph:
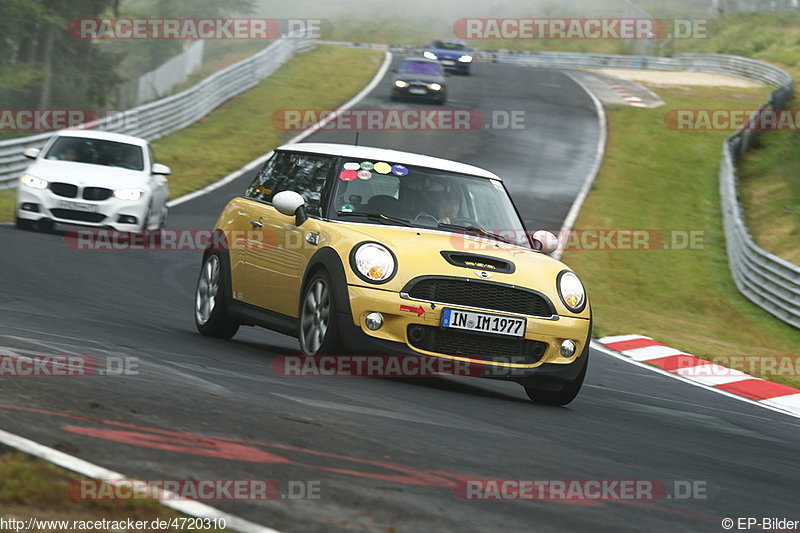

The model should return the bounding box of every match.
[394,80,410,88]
[351,242,397,284]
[423,51,437,60]
[20,175,48,189]
[458,55,473,62]
[557,271,586,313]
[426,83,442,91]
[114,188,144,201]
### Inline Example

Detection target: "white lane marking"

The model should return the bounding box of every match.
[0,428,282,533]
[591,340,800,421]
[167,51,393,209]
[553,72,608,261]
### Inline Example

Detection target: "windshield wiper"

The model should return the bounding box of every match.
[436,223,513,245]
[337,212,413,227]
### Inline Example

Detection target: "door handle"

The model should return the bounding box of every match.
[249,220,263,228]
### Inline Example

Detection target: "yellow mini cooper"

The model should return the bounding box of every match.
[194,143,591,405]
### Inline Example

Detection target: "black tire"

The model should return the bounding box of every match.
[15,216,35,231]
[523,357,587,406]
[299,270,342,356]
[194,252,239,339]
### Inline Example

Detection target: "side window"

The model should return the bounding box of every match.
[246,152,332,215]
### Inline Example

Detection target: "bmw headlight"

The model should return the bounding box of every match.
[394,80,410,88]
[427,83,442,91]
[458,55,473,63]
[557,270,586,313]
[423,51,437,60]
[114,188,144,201]
[20,175,48,189]
[351,242,397,284]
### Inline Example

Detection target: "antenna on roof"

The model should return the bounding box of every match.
[354,132,360,146]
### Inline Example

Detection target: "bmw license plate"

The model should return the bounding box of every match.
[57,200,98,212]
[441,59,455,65]
[408,88,426,95]
[441,308,526,337]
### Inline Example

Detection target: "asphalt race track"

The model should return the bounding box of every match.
[1,57,798,532]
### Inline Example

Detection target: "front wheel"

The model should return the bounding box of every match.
[195,252,239,339]
[299,271,342,356]
[523,355,588,406]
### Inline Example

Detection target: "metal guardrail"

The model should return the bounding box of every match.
[0,35,314,188]
[491,50,799,328]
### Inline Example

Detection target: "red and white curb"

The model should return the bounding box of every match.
[597,335,800,417]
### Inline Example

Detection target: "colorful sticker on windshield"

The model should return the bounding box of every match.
[373,162,391,174]
[391,164,408,176]
[341,204,354,212]
[339,170,358,181]
[357,170,373,180]
[360,161,374,170]
[343,162,360,171]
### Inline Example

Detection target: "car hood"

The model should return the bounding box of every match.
[393,72,445,84]
[26,159,147,189]
[325,222,588,318]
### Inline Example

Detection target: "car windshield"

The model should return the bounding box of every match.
[432,40,466,51]
[398,60,442,76]
[330,158,531,248]
[45,136,145,171]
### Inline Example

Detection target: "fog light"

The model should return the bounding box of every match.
[560,340,576,358]
[117,215,138,224]
[365,312,383,331]
[21,203,40,212]
[408,325,425,343]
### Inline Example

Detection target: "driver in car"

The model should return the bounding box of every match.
[424,185,460,224]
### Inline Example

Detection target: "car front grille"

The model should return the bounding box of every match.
[82,187,113,201]
[49,183,78,198]
[407,325,547,365]
[404,277,555,317]
[50,209,106,223]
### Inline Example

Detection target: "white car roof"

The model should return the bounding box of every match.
[53,129,149,147]
[277,143,501,180]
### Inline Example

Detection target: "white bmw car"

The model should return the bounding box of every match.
[16,130,171,232]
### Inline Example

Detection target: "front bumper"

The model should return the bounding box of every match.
[435,57,471,72]
[341,284,590,381]
[17,185,149,232]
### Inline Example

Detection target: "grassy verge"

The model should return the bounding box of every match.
[0,45,383,222]
[561,84,800,388]
[670,12,800,264]
[0,451,224,531]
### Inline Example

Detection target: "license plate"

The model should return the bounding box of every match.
[408,88,426,95]
[57,200,98,212]
[441,308,526,337]
[441,59,455,65]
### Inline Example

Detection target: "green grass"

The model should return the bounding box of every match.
[670,11,800,281]
[0,45,383,221]
[561,84,800,388]
[0,452,224,531]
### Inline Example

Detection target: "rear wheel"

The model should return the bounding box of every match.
[195,252,239,339]
[299,271,342,356]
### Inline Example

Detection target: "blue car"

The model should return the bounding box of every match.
[423,38,473,75]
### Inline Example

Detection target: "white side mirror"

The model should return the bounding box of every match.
[23,148,41,159]
[152,163,171,175]
[272,190,305,217]
[532,230,559,255]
